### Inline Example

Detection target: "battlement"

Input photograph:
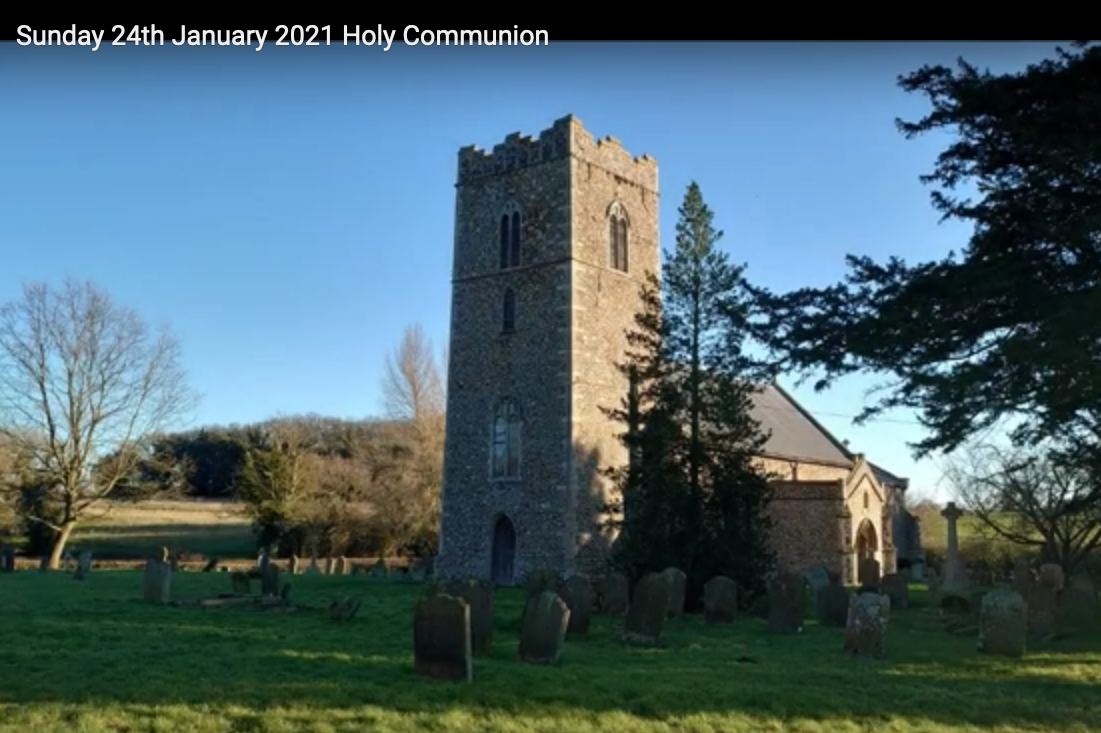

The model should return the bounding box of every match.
[457,115,657,189]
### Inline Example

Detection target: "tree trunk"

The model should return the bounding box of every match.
[48,521,77,569]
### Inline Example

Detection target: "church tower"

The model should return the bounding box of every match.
[435,115,659,583]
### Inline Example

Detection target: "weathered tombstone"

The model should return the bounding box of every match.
[439,579,494,655]
[1028,580,1060,638]
[62,549,74,571]
[231,570,251,595]
[804,564,831,596]
[413,594,473,681]
[559,575,593,637]
[624,572,670,644]
[143,559,172,604]
[940,502,971,593]
[523,567,560,597]
[816,582,850,627]
[880,573,909,610]
[0,546,15,572]
[767,572,804,633]
[844,592,891,658]
[978,589,1027,657]
[601,572,629,616]
[1038,563,1065,592]
[335,556,348,575]
[73,551,92,580]
[38,556,49,572]
[328,595,361,621]
[662,567,687,617]
[261,564,281,596]
[370,559,387,578]
[858,558,881,589]
[257,547,270,572]
[703,576,738,624]
[409,563,427,582]
[324,557,335,575]
[289,556,300,574]
[518,591,570,664]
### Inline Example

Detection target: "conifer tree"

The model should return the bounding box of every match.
[605,182,776,605]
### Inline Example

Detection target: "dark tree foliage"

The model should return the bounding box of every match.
[605,182,776,607]
[748,43,1101,470]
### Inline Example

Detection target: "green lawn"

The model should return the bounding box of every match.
[0,572,1099,732]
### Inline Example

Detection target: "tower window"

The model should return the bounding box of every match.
[500,207,521,270]
[491,399,522,478]
[502,288,516,333]
[608,202,629,272]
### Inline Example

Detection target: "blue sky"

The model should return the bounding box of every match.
[0,41,1064,501]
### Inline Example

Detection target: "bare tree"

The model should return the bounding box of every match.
[0,280,197,566]
[381,324,446,421]
[946,442,1101,574]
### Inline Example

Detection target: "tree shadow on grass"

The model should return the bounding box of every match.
[1,572,1099,731]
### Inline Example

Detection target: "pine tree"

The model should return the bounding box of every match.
[605,182,776,605]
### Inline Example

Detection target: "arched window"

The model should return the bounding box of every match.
[608,202,629,272]
[864,490,869,509]
[499,207,521,270]
[491,399,522,478]
[499,214,510,270]
[510,211,521,267]
[502,288,516,333]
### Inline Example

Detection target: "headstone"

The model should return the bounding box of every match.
[143,559,172,604]
[324,557,335,575]
[289,556,300,574]
[328,595,361,621]
[336,556,348,575]
[38,556,49,572]
[858,558,881,589]
[880,573,909,610]
[815,583,850,627]
[703,576,738,624]
[1028,573,1060,638]
[978,589,1027,657]
[257,547,269,572]
[261,564,281,596]
[940,502,971,593]
[601,572,629,615]
[803,564,831,595]
[370,559,387,578]
[518,591,570,664]
[662,567,687,617]
[413,594,473,681]
[910,556,926,582]
[559,575,593,637]
[767,572,804,633]
[1038,563,1065,592]
[624,572,670,644]
[523,567,560,597]
[409,563,427,582]
[231,571,251,594]
[0,546,15,572]
[437,579,494,655]
[73,551,92,580]
[844,592,890,658]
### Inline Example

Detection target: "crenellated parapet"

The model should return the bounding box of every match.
[457,114,657,191]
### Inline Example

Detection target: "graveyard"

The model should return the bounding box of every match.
[0,557,1099,733]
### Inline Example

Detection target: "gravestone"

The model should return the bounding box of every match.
[624,572,670,644]
[143,559,172,604]
[437,579,493,655]
[409,563,427,582]
[858,558,880,589]
[414,594,473,681]
[844,592,890,658]
[289,556,300,574]
[880,573,909,610]
[518,591,570,664]
[231,571,251,594]
[816,583,850,627]
[261,564,281,596]
[257,548,270,572]
[1028,574,1060,638]
[978,589,1027,657]
[336,556,348,575]
[73,551,92,580]
[202,558,220,572]
[1038,563,1064,592]
[940,502,971,593]
[803,564,831,596]
[703,576,738,624]
[559,575,593,637]
[523,567,560,597]
[328,595,361,621]
[767,572,804,633]
[662,567,687,617]
[0,546,15,572]
[601,572,629,615]
[370,559,387,578]
[324,557,335,575]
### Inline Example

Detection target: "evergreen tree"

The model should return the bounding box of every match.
[605,182,776,605]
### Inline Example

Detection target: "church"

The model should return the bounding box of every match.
[434,115,920,587]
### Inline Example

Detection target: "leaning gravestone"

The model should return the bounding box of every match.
[978,588,1027,657]
[601,572,630,616]
[261,564,281,596]
[816,583,851,627]
[143,559,172,604]
[880,573,909,610]
[624,572,670,644]
[767,572,805,633]
[662,567,687,617]
[413,594,473,681]
[519,591,571,664]
[73,551,92,580]
[559,575,593,637]
[0,546,15,572]
[703,576,737,624]
[844,592,891,658]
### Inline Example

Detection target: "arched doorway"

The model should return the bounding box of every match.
[855,519,878,560]
[491,515,516,585]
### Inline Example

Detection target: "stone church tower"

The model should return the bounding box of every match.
[435,115,659,584]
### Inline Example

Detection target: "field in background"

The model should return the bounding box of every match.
[68,500,254,559]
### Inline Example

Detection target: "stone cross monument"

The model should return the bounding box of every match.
[940,501,970,593]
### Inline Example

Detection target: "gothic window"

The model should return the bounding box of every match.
[864,490,869,509]
[502,288,516,333]
[499,207,521,270]
[608,202,629,272]
[491,399,522,479]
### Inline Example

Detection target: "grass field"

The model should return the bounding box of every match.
[0,572,1099,733]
